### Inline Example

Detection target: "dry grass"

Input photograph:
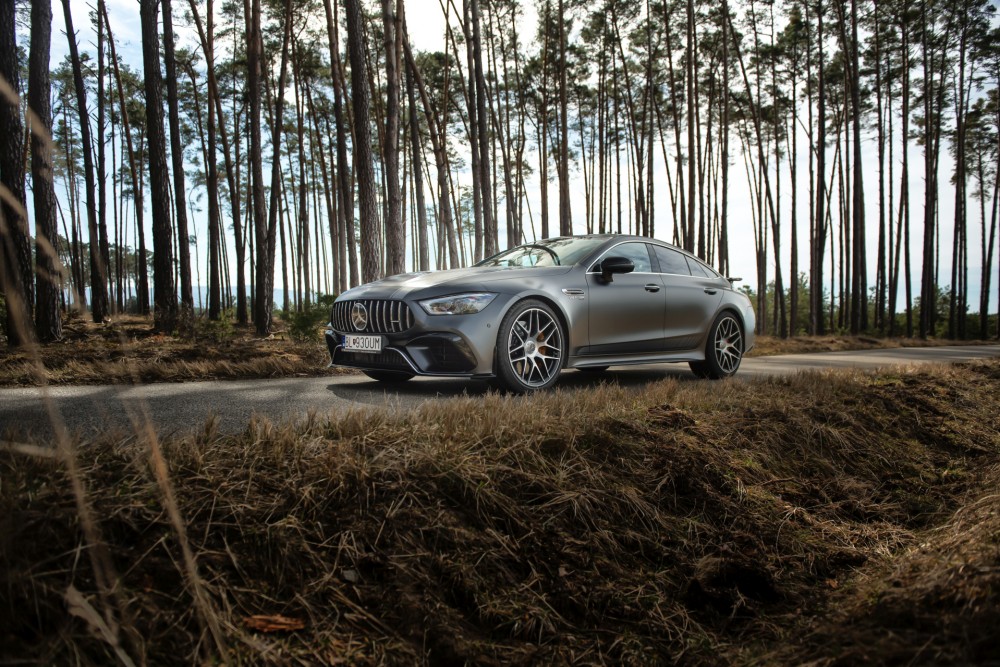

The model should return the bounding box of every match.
[0,313,348,387]
[2,361,999,664]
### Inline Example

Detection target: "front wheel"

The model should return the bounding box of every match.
[691,312,744,379]
[495,300,565,393]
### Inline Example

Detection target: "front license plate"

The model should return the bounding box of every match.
[343,334,383,354]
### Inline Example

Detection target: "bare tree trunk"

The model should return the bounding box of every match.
[402,29,459,268]
[919,2,954,337]
[540,0,551,239]
[686,0,697,252]
[96,0,112,313]
[405,64,430,272]
[250,0,291,332]
[0,0,33,345]
[345,0,381,282]
[291,37,310,307]
[322,0,359,287]
[246,0,268,330]
[162,0,193,316]
[849,0,866,334]
[382,0,405,274]
[812,0,828,335]
[140,0,178,333]
[61,0,109,323]
[982,95,1000,338]
[206,0,221,320]
[720,0,730,276]
[557,0,571,236]
[185,0,241,321]
[470,0,496,254]
[30,0,61,343]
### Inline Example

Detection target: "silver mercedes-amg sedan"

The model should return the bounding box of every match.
[325,235,756,392]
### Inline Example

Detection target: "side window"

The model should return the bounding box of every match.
[653,245,692,276]
[686,257,714,278]
[593,242,652,273]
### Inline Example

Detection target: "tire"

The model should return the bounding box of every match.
[495,299,565,393]
[363,370,415,383]
[695,312,744,379]
[688,360,710,378]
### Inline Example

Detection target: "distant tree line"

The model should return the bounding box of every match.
[0,0,998,345]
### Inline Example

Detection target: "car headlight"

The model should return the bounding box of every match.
[418,293,497,315]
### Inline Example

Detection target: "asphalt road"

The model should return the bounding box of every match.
[1,345,998,441]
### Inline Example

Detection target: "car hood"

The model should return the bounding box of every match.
[337,265,575,300]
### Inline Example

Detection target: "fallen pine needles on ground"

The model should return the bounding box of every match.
[0,314,347,386]
[746,333,997,357]
[2,361,999,665]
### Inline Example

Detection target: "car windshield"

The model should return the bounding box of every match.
[476,237,607,268]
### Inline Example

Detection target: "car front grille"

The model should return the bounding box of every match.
[332,299,414,334]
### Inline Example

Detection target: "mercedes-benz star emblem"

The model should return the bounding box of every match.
[351,302,368,331]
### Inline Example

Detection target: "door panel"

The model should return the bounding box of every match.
[586,273,666,354]
[650,245,723,350]
[585,242,665,354]
[660,275,723,350]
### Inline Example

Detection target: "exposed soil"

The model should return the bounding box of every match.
[2,361,998,665]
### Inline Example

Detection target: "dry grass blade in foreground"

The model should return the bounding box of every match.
[2,361,999,665]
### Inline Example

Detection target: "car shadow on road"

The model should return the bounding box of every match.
[325,366,700,406]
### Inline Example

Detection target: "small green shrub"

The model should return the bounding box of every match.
[195,309,235,343]
[287,294,337,342]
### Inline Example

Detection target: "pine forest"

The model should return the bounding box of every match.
[1,0,999,345]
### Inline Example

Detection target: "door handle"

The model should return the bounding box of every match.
[645,284,661,293]
[704,288,718,295]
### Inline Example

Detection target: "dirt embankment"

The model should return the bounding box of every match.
[2,361,999,665]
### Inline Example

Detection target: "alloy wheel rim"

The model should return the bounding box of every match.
[508,308,563,387]
[714,316,743,374]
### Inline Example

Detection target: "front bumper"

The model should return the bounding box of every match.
[326,329,490,377]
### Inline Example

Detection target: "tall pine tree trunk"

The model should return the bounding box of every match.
[140,0,178,333]
[30,12,62,332]
[104,1,149,315]
[382,0,405,274]
[345,0,381,282]
[0,0,33,345]
[61,0,109,323]
[162,0,194,315]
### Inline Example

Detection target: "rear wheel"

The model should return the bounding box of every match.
[692,312,744,379]
[363,370,414,383]
[495,300,565,393]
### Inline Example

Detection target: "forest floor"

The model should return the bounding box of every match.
[2,360,998,664]
[0,312,995,387]
[0,313,345,387]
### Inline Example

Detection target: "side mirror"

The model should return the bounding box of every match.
[599,256,635,283]
[727,276,743,285]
